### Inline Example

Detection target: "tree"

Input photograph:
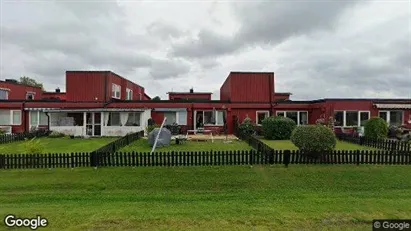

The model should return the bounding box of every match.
[152,96,161,101]
[19,76,44,90]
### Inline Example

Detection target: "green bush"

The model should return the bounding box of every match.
[364,117,388,139]
[238,117,255,136]
[24,138,44,154]
[146,124,160,134]
[291,125,337,157]
[48,131,66,138]
[262,116,296,140]
[165,122,180,135]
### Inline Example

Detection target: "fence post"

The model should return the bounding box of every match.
[356,150,360,166]
[283,150,290,168]
[359,136,364,146]
[269,149,274,165]
[90,151,98,168]
[0,154,4,169]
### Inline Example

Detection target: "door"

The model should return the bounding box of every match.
[86,112,101,136]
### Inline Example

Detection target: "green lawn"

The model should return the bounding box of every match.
[119,138,251,152]
[261,139,378,151]
[0,137,117,154]
[1,166,410,230]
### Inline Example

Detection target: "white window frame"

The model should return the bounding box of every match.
[126,88,133,100]
[0,88,9,100]
[111,84,121,99]
[29,111,48,127]
[379,110,404,126]
[26,91,35,100]
[11,110,22,125]
[334,111,370,127]
[199,110,225,126]
[256,111,269,125]
[276,111,309,125]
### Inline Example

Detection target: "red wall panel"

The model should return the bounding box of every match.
[66,71,106,102]
[108,72,145,101]
[224,72,274,103]
[0,81,43,100]
[220,75,231,101]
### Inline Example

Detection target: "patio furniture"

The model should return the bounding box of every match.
[175,135,187,145]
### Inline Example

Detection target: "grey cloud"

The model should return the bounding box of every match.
[149,59,191,80]
[0,0,179,86]
[147,21,186,39]
[274,34,411,100]
[170,1,361,59]
[171,29,239,58]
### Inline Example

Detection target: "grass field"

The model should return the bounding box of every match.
[1,165,410,230]
[261,139,378,151]
[119,138,252,152]
[0,137,117,154]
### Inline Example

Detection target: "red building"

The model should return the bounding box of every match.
[1,71,410,136]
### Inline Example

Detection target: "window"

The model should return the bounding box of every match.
[360,112,370,127]
[177,111,187,125]
[299,111,308,125]
[11,111,21,125]
[0,110,20,125]
[0,89,9,100]
[256,111,269,125]
[108,112,121,126]
[216,111,225,125]
[286,111,298,125]
[30,111,48,126]
[111,84,121,99]
[203,111,214,125]
[0,110,10,125]
[276,111,308,125]
[126,88,133,100]
[26,92,35,100]
[334,111,344,126]
[164,112,177,125]
[379,110,403,126]
[334,111,370,127]
[197,110,225,126]
[276,111,285,117]
[346,111,358,126]
[126,112,140,126]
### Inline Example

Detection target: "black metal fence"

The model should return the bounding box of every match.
[0,130,50,144]
[1,149,410,169]
[91,131,144,154]
[336,133,411,152]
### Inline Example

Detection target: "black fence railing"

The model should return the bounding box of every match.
[0,130,50,144]
[1,149,410,169]
[91,130,144,154]
[336,133,411,152]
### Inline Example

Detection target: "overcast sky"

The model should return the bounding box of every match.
[1,0,410,100]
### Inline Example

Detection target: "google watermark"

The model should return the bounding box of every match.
[4,214,48,230]
[373,220,411,230]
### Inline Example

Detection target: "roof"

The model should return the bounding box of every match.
[229,71,274,75]
[0,79,43,89]
[167,92,213,94]
[374,104,411,109]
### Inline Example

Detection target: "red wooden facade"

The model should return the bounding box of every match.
[220,72,274,103]
[0,80,43,100]
[66,71,145,102]
[1,70,410,134]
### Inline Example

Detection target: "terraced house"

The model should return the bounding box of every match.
[1,71,410,136]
